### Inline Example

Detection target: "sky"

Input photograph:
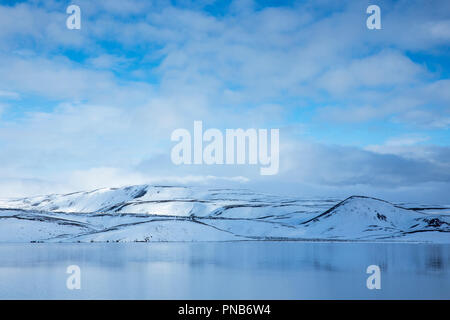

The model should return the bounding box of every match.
[0,0,449,203]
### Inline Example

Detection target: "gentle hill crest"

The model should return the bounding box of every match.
[0,185,448,242]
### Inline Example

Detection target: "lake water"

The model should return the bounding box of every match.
[0,242,448,299]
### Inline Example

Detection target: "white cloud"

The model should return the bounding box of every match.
[0,103,8,119]
[86,54,132,70]
[0,55,154,104]
[277,139,450,187]
[427,20,450,40]
[0,90,20,99]
[0,0,448,203]
[316,50,426,95]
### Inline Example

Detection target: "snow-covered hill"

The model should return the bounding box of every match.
[0,185,448,243]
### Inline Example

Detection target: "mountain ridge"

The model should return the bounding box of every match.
[0,185,448,243]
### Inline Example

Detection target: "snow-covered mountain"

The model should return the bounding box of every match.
[0,185,448,243]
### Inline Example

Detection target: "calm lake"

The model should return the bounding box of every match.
[0,242,448,299]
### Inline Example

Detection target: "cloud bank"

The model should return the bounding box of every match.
[0,0,449,203]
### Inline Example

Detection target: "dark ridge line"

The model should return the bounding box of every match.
[73,215,272,238]
[0,214,93,229]
[190,219,248,237]
[64,217,251,242]
[403,229,449,234]
[198,216,297,228]
[298,195,423,225]
[0,207,106,217]
[3,184,184,202]
[408,207,450,211]
[63,218,189,240]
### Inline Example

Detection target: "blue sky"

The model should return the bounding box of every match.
[0,0,449,202]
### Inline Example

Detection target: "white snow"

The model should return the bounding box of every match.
[0,186,448,243]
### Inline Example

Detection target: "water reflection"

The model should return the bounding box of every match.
[0,242,448,299]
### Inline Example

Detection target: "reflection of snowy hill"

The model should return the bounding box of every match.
[0,185,448,242]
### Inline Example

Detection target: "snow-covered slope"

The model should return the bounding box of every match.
[298,196,449,241]
[0,186,448,243]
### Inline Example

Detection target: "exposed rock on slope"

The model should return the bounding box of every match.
[0,186,448,242]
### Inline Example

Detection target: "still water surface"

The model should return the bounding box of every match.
[0,242,448,299]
